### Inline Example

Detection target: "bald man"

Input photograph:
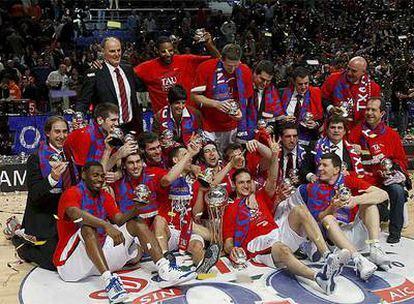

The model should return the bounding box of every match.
[321,56,381,127]
[76,37,144,133]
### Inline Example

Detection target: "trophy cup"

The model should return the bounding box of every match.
[257,119,267,130]
[227,100,240,116]
[288,169,300,186]
[302,112,314,125]
[160,129,175,148]
[74,112,85,129]
[193,28,207,43]
[205,186,228,247]
[380,158,394,177]
[283,178,296,194]
[49,153,63,165]
[133,184,151,205]
[232,248,247,269]
[197,167,215,188]
[108,127,124,147]
[337,185,352,204]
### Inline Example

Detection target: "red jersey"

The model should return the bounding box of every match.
[348,123,408,185]
[223,188,278,254]
[53,186,119,267]
[158,179,200,230]
[192,59,254,132]
[321,71,381,124]
[134,54,211,113]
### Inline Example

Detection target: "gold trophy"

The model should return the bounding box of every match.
[204,186,228,247]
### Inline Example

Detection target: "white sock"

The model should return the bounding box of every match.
[101,270,112,282]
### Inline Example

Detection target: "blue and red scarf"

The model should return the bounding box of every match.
[361,121,386,150]
[158,105,199,146]
[169,175,195,252]
[332,71,372,122]
[246,84,283,139]
[38,141,65,189]
[86,122,106,163]
[212,60,249,139]
[234,197,250,247]
[116,170,159,217]
[281,87,311,121]
[77,181,107,243]
[314,137,365,177]
[306,173,354,223]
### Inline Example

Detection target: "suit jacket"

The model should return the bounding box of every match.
[301,140,352,182]
[76,62,144,133]
[22,154,62,240]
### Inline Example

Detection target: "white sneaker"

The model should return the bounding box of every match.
[369,245,391,267]
[353,254,377,281]
[315,249,351,295]
[105,273,129,304]
[300,240,322,262]
[157,258,197,288]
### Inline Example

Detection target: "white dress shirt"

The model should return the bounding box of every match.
[282,147,297,179]
[286,90,302,116]
[105,62,132,124]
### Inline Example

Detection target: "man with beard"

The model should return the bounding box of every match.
[153,84,202,146]
[191,44,254,151]
[223,138,351,295]
[11,116,78,270]
[154,143,220,274]
[349,97,409,243]
[322,56,381,127]
[53,162,196,303]
[134,35,220,113]
[138,132,168,170]
[280,67,323,145]
[302,116,365,183]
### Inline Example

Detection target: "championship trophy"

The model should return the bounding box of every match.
[339,98,353,118]
[283,178,296,194]
[337,185,352,204]
[302,112,314,126]
[205,186,228,247]
[108,127,124,147]
[160,129,175,148]
[193,28,207,43]
[197,167,215,188]
[133,184,151,205]
[380,158,394,177]
[257,119,267,130]
[227,100,240,116]
[288,168,300,186]
[73,112,85,129]
[49,153,63,165]
[335,185,352,223]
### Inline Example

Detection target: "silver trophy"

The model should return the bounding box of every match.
[337,185,352,204]
[49,153,63,163]
[288,169,300,186]
[133,184,151,205]
[227,100,240,116]
[193,28,207,43]
[381,158,394,177]
[205,186,229,247]
[341,161,348,173]
[197,167,215,188]
[257,119,267,130]
[108,127,124,147]
[283,178,296,194]
[124,131,137,143]
[160,129,175,148]
[303,112,314,123]
[233,248,247,269]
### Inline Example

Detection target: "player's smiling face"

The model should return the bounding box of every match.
[158,42,175,64]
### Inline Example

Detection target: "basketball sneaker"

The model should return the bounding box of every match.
[315,248,351,295]
[196,243,221,274]
[157,257,197,288]
[105,273,129,304]
[353,253,377,280]
[369,244,391,267]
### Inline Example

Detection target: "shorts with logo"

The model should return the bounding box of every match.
[167,225,204,251]
[57,224,139,282]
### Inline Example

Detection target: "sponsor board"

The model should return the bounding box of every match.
[20,235,414,304]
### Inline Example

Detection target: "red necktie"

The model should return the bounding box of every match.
[114,67,129,123]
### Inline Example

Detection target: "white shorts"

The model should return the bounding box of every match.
[57,224,139,282]
[167,226,204,251]
[204,129,237,152]
[249,215,306,268]
[340,214,369,252]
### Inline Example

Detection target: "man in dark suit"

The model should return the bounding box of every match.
[301,116,365,183]
[278,123,306,185]
[11,116,78,270]
[76,37,143,133]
